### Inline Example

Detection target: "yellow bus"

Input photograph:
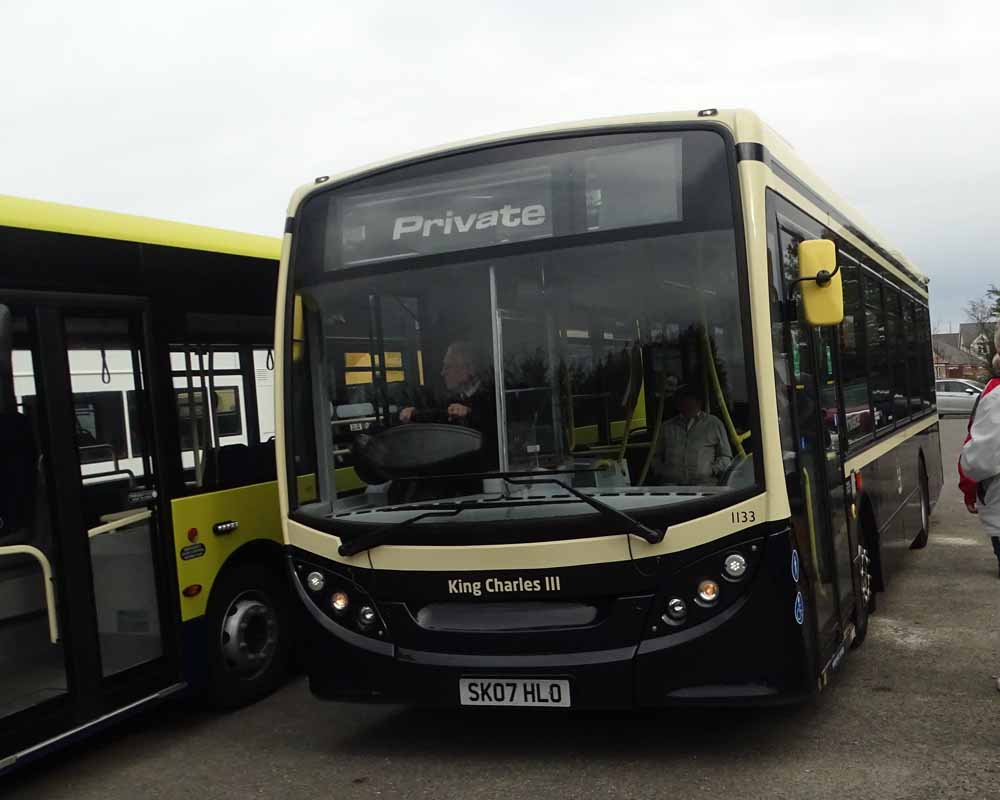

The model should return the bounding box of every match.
[1,195,289,772]
[275,110,942,708]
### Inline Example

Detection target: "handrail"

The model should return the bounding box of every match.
[87,508,152,539]
[0,545,59,643]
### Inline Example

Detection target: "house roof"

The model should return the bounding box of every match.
[933,335,988,366]
[959,321,996,350]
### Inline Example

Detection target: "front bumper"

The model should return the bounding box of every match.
[290,526,814,708]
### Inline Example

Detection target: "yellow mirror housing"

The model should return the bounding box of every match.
[798,239,844,326]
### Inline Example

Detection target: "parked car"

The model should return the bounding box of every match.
[935,378,984,415]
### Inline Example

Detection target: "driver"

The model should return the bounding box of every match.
[400,340,486,425]
[399,341,498,466]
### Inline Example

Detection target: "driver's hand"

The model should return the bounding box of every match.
[966,499,978,514]
[399,407,416,423]
[447,403,471,421]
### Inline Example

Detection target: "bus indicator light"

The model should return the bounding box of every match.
[187,527,198,542]
[182,584,202,598]
[696,580,720,605]
[331,591,349,614]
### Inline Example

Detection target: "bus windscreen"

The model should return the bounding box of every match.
[289,129,757,543]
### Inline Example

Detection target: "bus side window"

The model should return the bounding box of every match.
[837,258,872,447]
[171,347,271,493]
[863,270,892,432]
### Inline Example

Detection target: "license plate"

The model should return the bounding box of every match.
[459,678,570,707]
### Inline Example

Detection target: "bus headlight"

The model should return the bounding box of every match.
[306,571,325,592]
[722,553,748,580]
[662,598,688,623]
[357,605,377,631]
[645,537,765,639]
[294,560,388,640]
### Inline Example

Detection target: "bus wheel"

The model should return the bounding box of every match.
[206,563,291,710]
[851,541,874,648]
[911,459,931,549]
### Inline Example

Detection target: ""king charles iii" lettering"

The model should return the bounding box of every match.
[447,575,562,597]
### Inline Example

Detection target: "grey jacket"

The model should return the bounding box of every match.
[960,386,1000,536]
[652,412,733,486]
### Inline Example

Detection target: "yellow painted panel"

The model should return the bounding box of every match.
[171,481,282,621]
[335,466,365,493]
[0,194,280,260]
[298,473,318,503]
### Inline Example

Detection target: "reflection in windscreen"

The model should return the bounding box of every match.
[299,228,754,515]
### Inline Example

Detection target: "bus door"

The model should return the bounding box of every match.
[778,221,856,668]
[0,297,178,765]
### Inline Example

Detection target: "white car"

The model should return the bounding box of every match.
[935,379,984,415]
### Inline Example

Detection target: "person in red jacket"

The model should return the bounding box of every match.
[958,328,1000,576]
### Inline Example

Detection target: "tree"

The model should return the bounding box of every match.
[965,291,998,363]
[989,284,1000,318]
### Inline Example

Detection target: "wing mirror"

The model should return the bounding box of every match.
[791,240,844,326]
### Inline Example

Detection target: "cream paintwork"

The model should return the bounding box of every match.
[285,493,769,571]
[274,231,293,528]
[276,108,928,572]
[843,414,939,475]
[765,174,926,298]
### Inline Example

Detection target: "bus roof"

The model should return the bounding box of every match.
[289,108,925,287]
[0,194,280,261]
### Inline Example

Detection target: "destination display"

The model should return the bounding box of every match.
[331,136,683,269]
[338,168,554,266]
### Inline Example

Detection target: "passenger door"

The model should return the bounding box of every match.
[0,297,178,764]
[775,211,857,665]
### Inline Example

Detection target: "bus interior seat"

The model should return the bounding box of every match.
[212,441,278,489]
[0,410,53,620]
[0,411,37,543]
[79,471,135,529]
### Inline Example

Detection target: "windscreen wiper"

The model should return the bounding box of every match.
[502,473,665,545]
[338,505,466,557]
[392,468,666,545]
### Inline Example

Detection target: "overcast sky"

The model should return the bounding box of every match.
[2,1,996,328]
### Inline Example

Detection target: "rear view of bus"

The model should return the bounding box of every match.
[277,114,834,707]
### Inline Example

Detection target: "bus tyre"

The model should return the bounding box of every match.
[911,459,931,549]
[206,563,291,710]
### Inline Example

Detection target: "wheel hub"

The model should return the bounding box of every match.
[219,593,278,679]
[857,544,872,607]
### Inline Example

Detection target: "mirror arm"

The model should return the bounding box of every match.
[786,261,841,301]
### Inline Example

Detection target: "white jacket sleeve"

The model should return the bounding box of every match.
[960,390,1000,482]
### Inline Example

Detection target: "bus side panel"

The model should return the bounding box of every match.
[170,481,283,620]
[858,422,940,587]
[924,422,944,508]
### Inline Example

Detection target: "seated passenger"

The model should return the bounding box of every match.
[650,384,732,486]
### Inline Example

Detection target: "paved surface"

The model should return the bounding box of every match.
[6,419,999,800]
